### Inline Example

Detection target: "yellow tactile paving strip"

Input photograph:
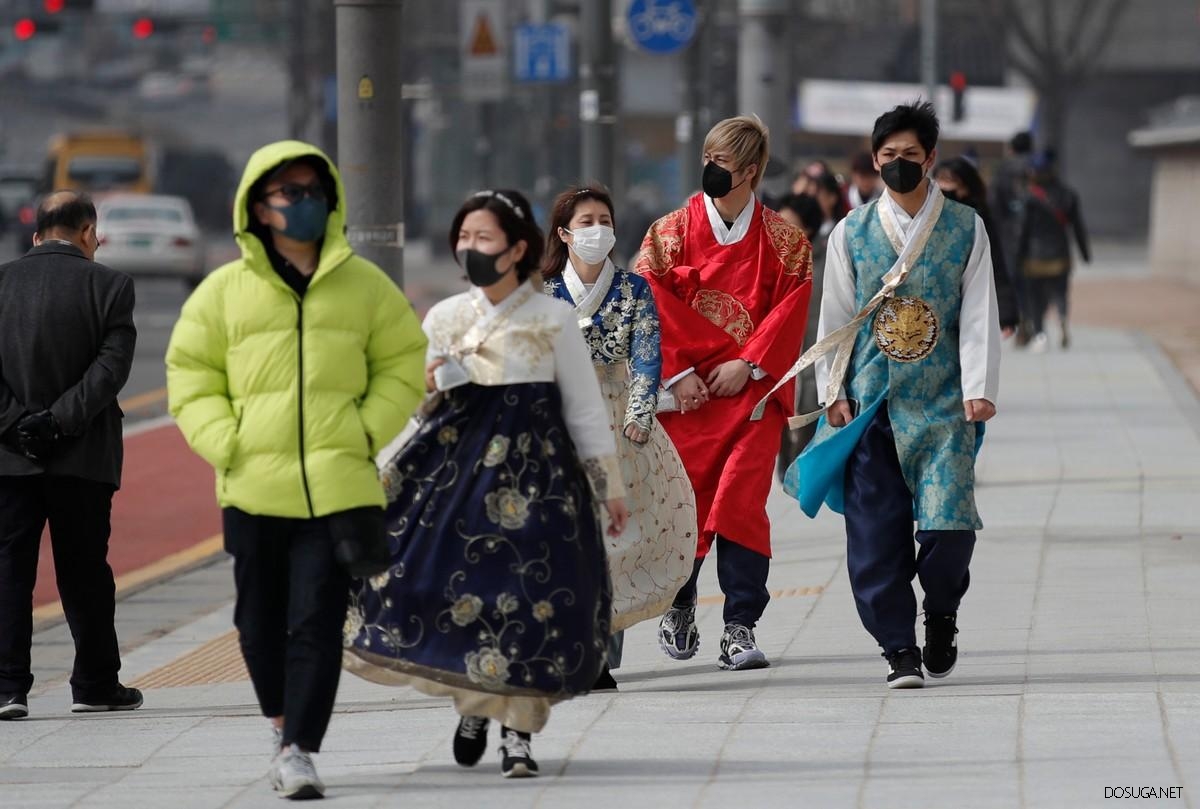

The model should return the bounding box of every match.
[127,586,825,690]
[130,629,247,689]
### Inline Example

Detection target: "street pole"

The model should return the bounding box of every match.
[335,0,406,286]
[920,0,938,111]
[676,7,704,203]
[580,0,616,184]
[737,0,792,195]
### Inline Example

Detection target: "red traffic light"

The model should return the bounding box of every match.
[13,18,37,40]
[132,17,154,39]
[44,0,65,13]
[949,70,968,93]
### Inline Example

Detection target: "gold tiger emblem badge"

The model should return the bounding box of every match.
[873,296,939,362]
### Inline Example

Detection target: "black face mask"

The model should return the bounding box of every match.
[457,247,511,287]
[702,161,747,200]
[880,157,926,194]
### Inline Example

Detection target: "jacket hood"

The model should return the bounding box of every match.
[233,140,352,280]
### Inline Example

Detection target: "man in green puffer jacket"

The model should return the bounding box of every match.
[166,140,426,800]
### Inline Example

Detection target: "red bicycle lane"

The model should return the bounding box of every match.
[33,422,222,611]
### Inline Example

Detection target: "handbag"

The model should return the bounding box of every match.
[329,506,391,578]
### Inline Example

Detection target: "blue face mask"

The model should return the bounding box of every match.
[268,196,329,243]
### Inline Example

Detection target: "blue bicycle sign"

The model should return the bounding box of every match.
[627,0,697,54]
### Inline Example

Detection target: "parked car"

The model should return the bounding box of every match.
[95,194,206,287]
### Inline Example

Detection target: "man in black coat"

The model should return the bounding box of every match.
[0,190,141,720]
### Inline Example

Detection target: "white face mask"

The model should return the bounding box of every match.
[564,224,616,266]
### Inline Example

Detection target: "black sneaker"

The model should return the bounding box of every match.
[884,648,924,689]
[452,715,490,767]
[592,667,618,691]
[717,623,769,671]
[0,694,28,720]
[498,726,539,778]
[923,613,959,678]
[70,685,143,713]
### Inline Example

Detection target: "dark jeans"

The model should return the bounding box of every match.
[0,475,121,699]
[223,507,353,753]
[673,535,771,628]
[1027,274,1070,335]
[843,405,976,654]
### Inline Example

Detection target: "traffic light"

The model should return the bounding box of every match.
[950,71,967,123]
[13,18,36,40]
[132,17,154,39]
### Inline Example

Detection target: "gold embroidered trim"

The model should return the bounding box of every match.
[634,208,688,277]
[762,207,813,280]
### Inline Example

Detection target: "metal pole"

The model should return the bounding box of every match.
[676,7,704,203]
[737,0,792,193]
[920,0,938,110]
[580,0,616,184]
[335,0,406,286]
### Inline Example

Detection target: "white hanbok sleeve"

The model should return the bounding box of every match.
[553,311,626,500]
[959,214,1001,404]
[815,218,855,403]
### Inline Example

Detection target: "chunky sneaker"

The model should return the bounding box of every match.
[923,613,959,678]
[717,623,769,671]
[658,602,699,660]
[885,648,925,689]
[592,667,618,691]
[453,715,490,767]
[498,726,539,778]
[0,694,28,720]
[269,743,325,800]
[70,685,143,713]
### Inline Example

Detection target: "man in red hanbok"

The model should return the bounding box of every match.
[635,115,812,670]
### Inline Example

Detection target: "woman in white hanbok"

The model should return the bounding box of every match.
[542,185,698,690]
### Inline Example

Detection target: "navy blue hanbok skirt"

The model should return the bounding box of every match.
[343,382,611,731]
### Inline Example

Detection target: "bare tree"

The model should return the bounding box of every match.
[986,0,1127,159]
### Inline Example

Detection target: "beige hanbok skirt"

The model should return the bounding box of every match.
[595,364,697,632]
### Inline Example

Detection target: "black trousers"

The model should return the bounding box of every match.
[0,475,121,699]
[1027,274,1070,335]
[673,535,771,628]
[843,405,976,655]
[223,507,352,753]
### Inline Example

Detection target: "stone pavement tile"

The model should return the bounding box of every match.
[76,785,247,809]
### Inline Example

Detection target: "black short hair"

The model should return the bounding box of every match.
[849,151,877,176]
[777,193,823,239]
[871,100,940,156]
[448,189,544,282]
[1010,131,1033,155]
[36,190,97,236]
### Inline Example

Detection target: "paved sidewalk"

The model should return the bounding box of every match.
[5,257,1200,808]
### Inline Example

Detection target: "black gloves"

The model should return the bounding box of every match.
[2,410,63,463]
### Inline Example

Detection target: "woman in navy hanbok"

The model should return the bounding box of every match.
[343,189,629,778]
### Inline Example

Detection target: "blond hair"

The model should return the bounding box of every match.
[702,115,770,190]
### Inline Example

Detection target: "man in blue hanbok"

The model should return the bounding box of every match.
[792,101,1001,689]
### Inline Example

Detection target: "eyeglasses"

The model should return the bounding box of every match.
[263,182,326,205]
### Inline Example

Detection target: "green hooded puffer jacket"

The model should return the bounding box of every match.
[166,140,427,517]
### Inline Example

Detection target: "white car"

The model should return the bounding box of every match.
[96,194,206,287]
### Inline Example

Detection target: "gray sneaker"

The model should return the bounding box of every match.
[269,744,325,800]
[717,623,769,670]
[659,603,699,660]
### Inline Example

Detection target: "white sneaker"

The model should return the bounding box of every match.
[269,743,325,800]
[1029,332,1049,354]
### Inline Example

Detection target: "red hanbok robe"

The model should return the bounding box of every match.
[635,193,812,558]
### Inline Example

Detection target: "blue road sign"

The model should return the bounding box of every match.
[514,23,571,82]
[627,0,697,54]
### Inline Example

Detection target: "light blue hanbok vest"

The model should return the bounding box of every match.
[790,198,984,530]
